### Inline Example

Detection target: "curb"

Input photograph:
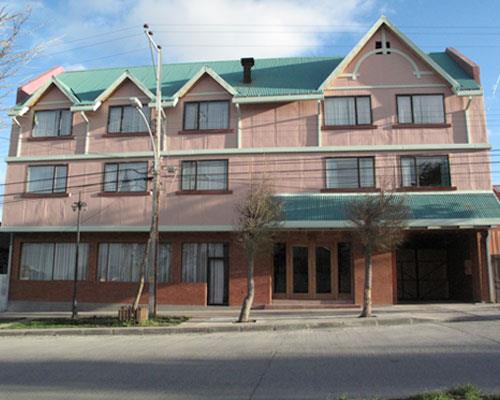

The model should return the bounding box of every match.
[0,316,436,337]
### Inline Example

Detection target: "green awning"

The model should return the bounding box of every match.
[276,191,500,229]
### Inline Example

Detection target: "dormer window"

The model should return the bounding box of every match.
[33,109,72,137]
[183,101,229,131]
[107,105,150,134]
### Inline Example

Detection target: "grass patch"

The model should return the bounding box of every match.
[405,385,499,400]
[0,316,189,330]
[336,386,500,400]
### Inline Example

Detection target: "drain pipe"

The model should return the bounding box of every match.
[484,230,496,303]
[11,117,22,157]
[236,103,242,149]
[80,111,90,154]
[317,100,322,147]
[464,96,473,144]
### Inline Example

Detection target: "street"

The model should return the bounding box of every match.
[0,319,499,399]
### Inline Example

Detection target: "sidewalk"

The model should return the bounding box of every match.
[0,303,499,336]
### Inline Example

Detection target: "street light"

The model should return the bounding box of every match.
[130,96,161,318]
[71,191,87,319]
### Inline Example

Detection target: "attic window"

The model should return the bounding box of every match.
[375,41,391,54]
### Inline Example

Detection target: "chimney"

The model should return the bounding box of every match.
[241,57,255,84]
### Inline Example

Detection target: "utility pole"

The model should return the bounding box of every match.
[144,24,162,318]
[71,191,87,319]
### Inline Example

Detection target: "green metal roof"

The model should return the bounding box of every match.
[54,56,343,104]
[277,192,500,228]
[16,52,480,108]
[428,52,481,91]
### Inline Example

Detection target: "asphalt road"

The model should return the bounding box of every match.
[0,320,499,400]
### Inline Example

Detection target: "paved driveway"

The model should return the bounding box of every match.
[0,320,499,399]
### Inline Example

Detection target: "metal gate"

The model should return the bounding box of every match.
[397,249,449,301]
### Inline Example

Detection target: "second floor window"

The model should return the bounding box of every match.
[324,96,372,126]
[183,101,229,130]
[27,165,67,193]
[108,105,149,133]
[397,94,445,124]
[326,157,375,189]
[401,156,450,187]
[104,162,149,192]
[33,109,72,137]
[181,160,228,191]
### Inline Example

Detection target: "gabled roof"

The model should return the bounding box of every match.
[173,65,238,98]
[10,16,482,115]
[319,16,474,93]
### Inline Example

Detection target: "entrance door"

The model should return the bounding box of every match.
[207,244,228,305]
[293,246,309,294]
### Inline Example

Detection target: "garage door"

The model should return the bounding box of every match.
[397,249,449,301]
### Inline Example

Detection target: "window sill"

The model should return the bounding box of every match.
[21,192,70,198]
[26,136,74,142]
[103,132,150,138]
[175,190,233,195]
[396,186,457,192]
[322,124,377,130]
[98,191,151,197]
[320,188,381,193]
[178,129,235,135]
[392,123,451,129]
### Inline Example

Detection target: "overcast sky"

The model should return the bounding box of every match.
[1,0,499,215]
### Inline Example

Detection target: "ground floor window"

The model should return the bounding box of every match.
[98,242,171,283]
[20,242,89,281]
[182,243,225,282]
[338,242,352,294]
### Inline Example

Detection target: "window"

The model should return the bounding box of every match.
[397,95,445,124]
[27,165,67,194]
[181,160,228,191]
[375,41,391,54]
[324,96,372,126]
[326,157,375,189]
[107,105,150,133]
[338,242,352,294]
[273,243,287,294]
[182,243,225,283]
[98,242,171,282]
[104,162,149,192]
[401,156,451,187]
[20,243,89,280]
[33,109,72,137]
[183,101,229,130]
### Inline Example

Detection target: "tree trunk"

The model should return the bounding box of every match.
[132,237,152,314]
[360,248,373,318]
[238,252,255,323]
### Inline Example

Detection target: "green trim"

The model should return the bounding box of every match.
[6,143,491,163]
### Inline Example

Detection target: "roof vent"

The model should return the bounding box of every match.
[241,58,255,84]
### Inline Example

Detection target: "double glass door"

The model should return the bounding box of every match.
[273,243,352,299]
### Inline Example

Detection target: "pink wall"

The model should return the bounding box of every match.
[3,24,492,229]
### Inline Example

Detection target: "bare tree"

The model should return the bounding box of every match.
[0,7,42,112]
[346,192,410,318]
[236,180,282,323]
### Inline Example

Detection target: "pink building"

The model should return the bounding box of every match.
[2,17,499,310]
